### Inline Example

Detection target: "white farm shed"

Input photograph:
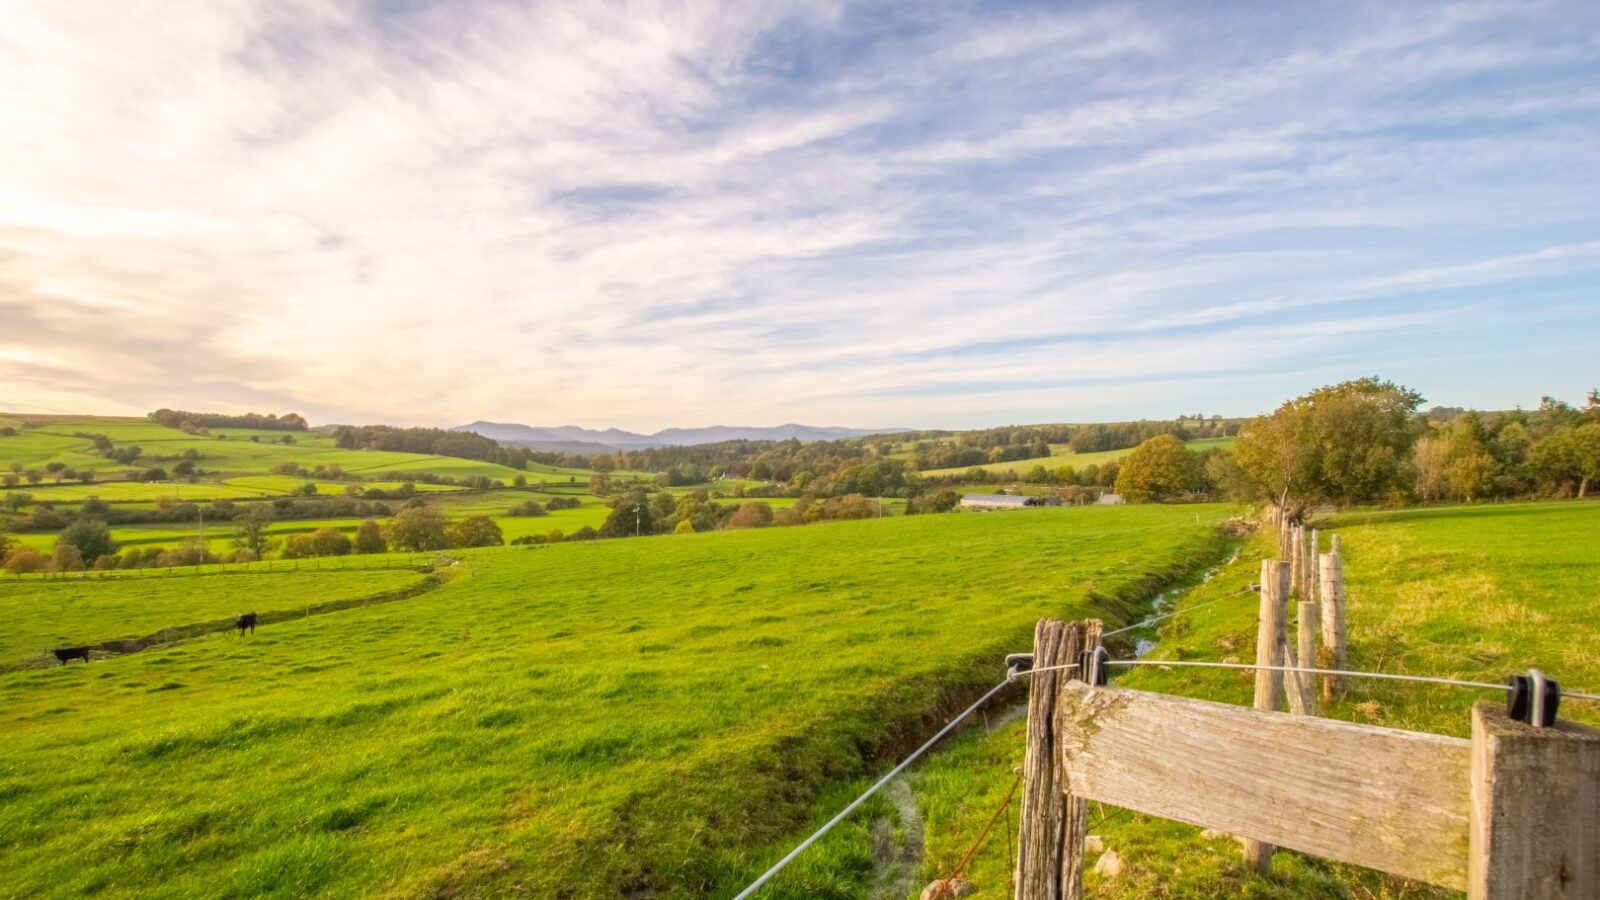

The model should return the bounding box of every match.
[960,493,1040,510]
[1097,493,1126,505]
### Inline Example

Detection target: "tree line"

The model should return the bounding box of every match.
[1100,379,1600,509]
[149,409,308,432]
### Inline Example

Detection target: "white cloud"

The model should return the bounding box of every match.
[0,0,1596,429]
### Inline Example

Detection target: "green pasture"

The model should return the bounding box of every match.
[10,481,278,502]
[0,568,429,668]
[920,436,1236,479]
[0,429,129,473]
[904,500,1600,899]
[222,475,461,495]
[0,505,1229,899]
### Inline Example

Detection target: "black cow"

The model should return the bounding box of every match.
[53,647,90,665]
[235,612,259,636]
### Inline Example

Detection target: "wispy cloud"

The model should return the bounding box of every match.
[1,0,1596,429]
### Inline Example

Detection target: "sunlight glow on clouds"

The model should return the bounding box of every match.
[1,0,1596,429]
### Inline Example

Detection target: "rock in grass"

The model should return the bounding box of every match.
[1092,850,1123,878]
[1085,835,1105,854]
[920,877,974,899]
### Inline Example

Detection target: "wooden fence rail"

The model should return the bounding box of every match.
[1015,619,1600,899]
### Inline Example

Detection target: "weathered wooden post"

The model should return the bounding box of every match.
[1243,560,1290,871]
[1305,528,1319,599]
[1017,619,1073,900]
[1295,592,1319,717]
[1287,525,1301,599]
[1469,701,1600,899]
[1318,535,1347,701]
[1060,620,1101,897]
[1016,619,1098,900]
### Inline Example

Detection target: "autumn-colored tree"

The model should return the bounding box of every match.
[448,516,503,548]
[52,544,85,572]
[1446,414,1495,502]
[1114,434,1202,502]
[725,501,773,529]
[4,546,47,575]
[1412,434,1452,501]
[588,473,610,496]
[673,519,694,534]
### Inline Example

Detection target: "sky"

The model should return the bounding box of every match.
[1,0,1597,432]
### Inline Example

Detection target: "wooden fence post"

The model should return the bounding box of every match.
[1295,592,1319,717]
[1017,620,1097,900]
[1288,525,1301,600]
[1318,536,1347,701]
[1060,621,1101,898]
[1017,619,1070,900]
[1469,702,1600,899]
[1305,528,1318,600]
[1243,560,1290,872]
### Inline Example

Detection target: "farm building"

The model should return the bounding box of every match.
[1097,493,1125,505]
[960,493,1042,510]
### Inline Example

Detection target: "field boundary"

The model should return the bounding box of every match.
[3,568,451,672]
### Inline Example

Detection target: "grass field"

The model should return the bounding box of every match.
[0,568,431,668]
[920,437,1236,479]
[898,500,1600,899]
[0,505,1230,899]
[9,481,281,501]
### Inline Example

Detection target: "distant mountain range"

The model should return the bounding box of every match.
[452,421,910,452]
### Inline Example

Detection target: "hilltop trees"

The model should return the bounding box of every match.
[149,409,307,431]
[1114,435,1203,502]
[1234,378,1423,511]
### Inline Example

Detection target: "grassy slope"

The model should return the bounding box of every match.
[920,437,1236,479]
[906,500,1600,899]
[0,568,429,667]
[0,506,1230,899]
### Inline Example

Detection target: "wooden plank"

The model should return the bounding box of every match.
[1056,682,1472,889]
[1470,702,1600,900]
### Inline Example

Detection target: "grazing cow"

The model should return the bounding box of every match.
[53,647,90,665]
[235,612,259,636]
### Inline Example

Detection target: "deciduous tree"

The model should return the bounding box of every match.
[1114,435,1202,502]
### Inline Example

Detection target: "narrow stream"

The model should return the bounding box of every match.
[1130,545,1241,659]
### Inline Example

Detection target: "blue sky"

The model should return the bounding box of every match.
[1,0,1596,429]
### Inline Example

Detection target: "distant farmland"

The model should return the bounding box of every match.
[919,436,1236,478]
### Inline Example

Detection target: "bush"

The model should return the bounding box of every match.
[4,546,48,574]
[507,500,547,517]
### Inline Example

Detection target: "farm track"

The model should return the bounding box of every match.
[2,566,453,672]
